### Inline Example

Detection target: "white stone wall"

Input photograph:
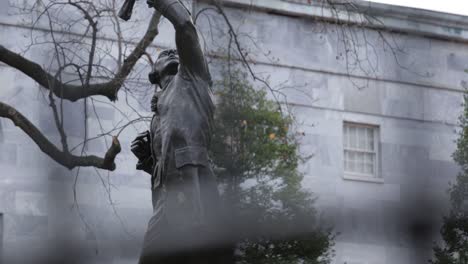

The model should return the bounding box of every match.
[0,0,466,263]
[195,1,466,264]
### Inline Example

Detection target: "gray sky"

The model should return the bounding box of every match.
[365,0,468,16]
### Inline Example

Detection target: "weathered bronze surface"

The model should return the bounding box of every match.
[129,1,231,263]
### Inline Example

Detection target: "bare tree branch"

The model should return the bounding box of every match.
[0,11,161,102]
[197,1,287,113]
[0,101,121,170]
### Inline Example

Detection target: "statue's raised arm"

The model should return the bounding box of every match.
[148,0,211,82]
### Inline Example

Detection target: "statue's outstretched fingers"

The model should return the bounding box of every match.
[134,131,150,141]
[131,140,146,150]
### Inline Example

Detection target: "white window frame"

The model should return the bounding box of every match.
[343,121,383,184]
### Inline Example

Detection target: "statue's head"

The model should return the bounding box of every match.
[149,49,179,87]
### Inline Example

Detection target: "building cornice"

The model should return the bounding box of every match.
[203,0,468,43]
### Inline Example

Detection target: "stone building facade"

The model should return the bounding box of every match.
[0,0,467,263]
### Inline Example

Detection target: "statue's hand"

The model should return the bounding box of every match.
[131,131,151,161]
[118,0,136,21]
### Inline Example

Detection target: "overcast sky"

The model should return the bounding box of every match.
[365,0,468,16]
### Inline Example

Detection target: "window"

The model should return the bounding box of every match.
[343,122,381,181]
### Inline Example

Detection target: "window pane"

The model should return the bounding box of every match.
[349,126,356,148]
[344,150,347,169]
[358,127,366,150]
[349,159,355,172]
[365,162,373,174]
[367,128,374,151]
[355,152,362,173]
[343,125,348,148]
[365,153,375,175]
[364,127,369,151]
[344,150,350,171]
[349,151,355,171]
[344,150,378,175]
[363,153,369,174]
[360,152,366,173]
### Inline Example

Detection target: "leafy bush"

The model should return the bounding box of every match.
[432,91,468,264]
[211,70,334,264]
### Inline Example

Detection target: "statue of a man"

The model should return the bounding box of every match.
[130,0,231,263]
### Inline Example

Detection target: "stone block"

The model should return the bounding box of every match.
[382,84,424,120]
[381,120,429,147]
[112,207,151,235]
[343,82,382,115]
[428,132,458,162]
[48,166,79,183]
[73,204,142,241]
[424,89,463,125]
[447,52,468,71]
[0,189,15,213]
[110,172,149,189]
[381,201,413,247]
[85,138,106,153]
[15,145,52,169]
[0,143,17,165]
[426,159,459,187]
[15,191,47,216]
[380,143,430,178]
[0,0,8,15]
[4,213,47,238]
[37,101,86,138]
[106,186,151,210]
[89,105,115,121]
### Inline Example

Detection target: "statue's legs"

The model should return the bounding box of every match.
[138,165,234,264]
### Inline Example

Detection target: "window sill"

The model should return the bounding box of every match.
[343,174,384,184]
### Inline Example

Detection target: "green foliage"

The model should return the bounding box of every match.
[432,92,468,264]
[210,69,334,264]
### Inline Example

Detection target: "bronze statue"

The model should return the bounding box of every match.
[127,0,231,263]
